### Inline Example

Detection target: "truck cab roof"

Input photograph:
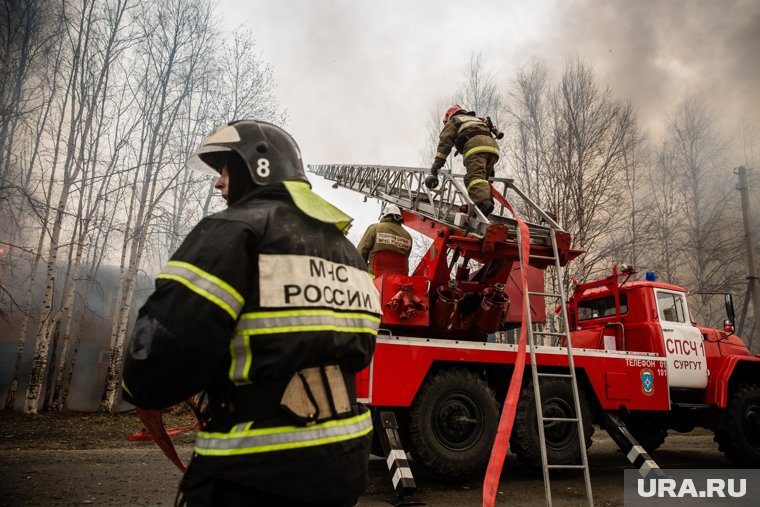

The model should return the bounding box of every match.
[578,280,686,299]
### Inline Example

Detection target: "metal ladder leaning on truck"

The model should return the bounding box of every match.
[312,164,760,506]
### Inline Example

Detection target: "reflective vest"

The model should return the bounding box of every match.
[122,184,380,502]
[357,218,413,274]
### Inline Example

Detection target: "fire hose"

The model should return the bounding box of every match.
[128,398,204,473]
[482,183,531,507]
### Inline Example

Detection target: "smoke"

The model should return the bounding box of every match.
[533,0,760,139]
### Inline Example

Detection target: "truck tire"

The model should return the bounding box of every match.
[625,413,669,452]
[511,377,593,469]
[407,369,499,476]
[714,382,760,467]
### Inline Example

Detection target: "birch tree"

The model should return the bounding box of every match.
[507,60,552,221]
[160,25,286,261]
[0,0,65,410]
[666,96,744,323]
[101,0,217,411]
[24,0,135,414]
[641,140,686,283]
[544,59,638,281]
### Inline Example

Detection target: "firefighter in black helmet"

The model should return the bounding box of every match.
[121,120,380,506]
[429,105,500,216]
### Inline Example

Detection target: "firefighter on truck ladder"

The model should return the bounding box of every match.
[120,120,381,507]
[357,204,413,276]
[429,105,501,216]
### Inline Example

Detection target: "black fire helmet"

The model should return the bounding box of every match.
[186,120,309,186]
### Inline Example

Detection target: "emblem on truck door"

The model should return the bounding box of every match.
[641,368,655,396]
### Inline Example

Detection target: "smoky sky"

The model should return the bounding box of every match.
[542,0,760,137]
[218,0,759,217]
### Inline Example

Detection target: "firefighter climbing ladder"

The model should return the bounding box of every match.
[309,164,593,506]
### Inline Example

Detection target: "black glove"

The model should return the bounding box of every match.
[430,166,439,176]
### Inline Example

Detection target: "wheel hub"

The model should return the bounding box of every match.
[433,394,483,451]
[543,396,575,449]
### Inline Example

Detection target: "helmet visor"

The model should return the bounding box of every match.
[186,145,233,175]
[186,123,243,175]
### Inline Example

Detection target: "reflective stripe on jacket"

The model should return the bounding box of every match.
[195,409,373,456]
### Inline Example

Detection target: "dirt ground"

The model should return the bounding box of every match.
[0,410,733,506]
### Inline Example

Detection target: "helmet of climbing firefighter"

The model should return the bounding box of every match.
[381,204,403,221]
[443,105,462,124]
[187,120,309,186]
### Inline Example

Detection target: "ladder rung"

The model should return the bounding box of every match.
[537,373,573,378]
[542,417,579,423]
[547,464,587,470]
[531,331,566,336]
[529,255,557,261]
[528,292,562,298]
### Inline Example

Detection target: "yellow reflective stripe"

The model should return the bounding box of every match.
[167,261,244,304]
[157,274,239,319]
[194,410,372,456]
[240,309,381,321]
[239,325,378,336]
[120,381,134,398]
[463,145,500,159]
[157,261,244,319]
[467,178,489,191]
[229,334,252,385]
[236,309,380,336]
[229,309,380,383]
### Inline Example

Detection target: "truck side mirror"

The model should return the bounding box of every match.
[724,294,735,324]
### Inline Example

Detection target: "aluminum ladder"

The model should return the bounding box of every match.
[519,220,594,507]
[308,164,557,247]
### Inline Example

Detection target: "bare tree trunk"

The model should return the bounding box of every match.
[25,0,131,414]
[102,0,217,411]
[42,319,61,411]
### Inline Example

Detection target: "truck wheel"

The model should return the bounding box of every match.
[625,414,669,452]
[511,378,593,468]
[407,369,499,476]
[714,383,760,467]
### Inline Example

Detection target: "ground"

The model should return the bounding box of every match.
[0,410,733,506]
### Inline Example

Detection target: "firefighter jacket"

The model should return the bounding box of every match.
[121,182,381,503]
[431,111,500,171]
[357,217,413,275]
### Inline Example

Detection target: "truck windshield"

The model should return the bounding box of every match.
[578,294,628,320]
[657,291,687,323]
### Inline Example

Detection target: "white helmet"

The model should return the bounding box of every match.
[381,204,402,220]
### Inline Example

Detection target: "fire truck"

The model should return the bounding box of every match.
[310,164,760,497]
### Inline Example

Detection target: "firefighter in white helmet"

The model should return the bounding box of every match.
[121,120,380,506]
[357,204,413,276]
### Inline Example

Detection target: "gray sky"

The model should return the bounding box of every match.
[216,0,760,237]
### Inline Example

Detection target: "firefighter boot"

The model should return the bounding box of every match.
[477,198,494,216]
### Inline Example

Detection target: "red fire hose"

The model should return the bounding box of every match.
[128,398,203,473]
[482,184,531,507]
